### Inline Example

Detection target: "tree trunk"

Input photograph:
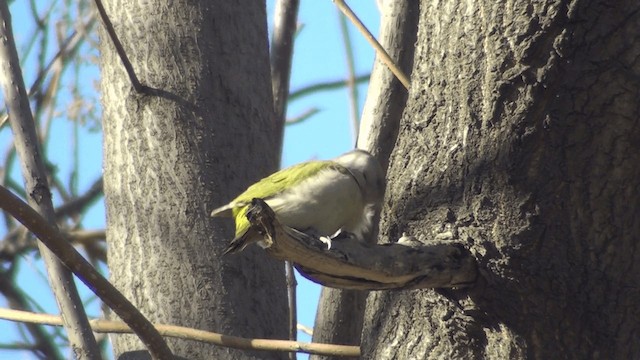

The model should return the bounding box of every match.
[363,1,640,359]
[99,1,287,359]
[311,2,418,359]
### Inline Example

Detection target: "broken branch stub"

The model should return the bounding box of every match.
[245,198,478,290]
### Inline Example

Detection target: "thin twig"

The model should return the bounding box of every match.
[288,74,369,102]
[0,185,174,360]
[67,229,107,264]
[297,323,314,336]
[333,0,410,89]
[67,229,106,244]
[0,178,104,260]
[0,16,95,129]
[55,177,103,218]
[286,107,320,125]
[1,145,19,229]
[285,261,298,359]
[337,9,360,142]
[0,308,361,357]
[0,276,64,360]
[357,0,417,166]
[0,228,106,262]
[0,3,102,358]
[93,0,147,94]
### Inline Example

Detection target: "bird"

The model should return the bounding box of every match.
[211,149,385,254]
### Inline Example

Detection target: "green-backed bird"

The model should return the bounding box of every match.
[211,149,385,254]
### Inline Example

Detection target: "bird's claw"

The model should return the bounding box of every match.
[319,236,332,250]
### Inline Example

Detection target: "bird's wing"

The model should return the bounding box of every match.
[213,160,347,244]
[211,161,335,217]
[232,160,336,205]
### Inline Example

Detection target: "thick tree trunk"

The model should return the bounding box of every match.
[99,1,287,359]
[363,1,640,359]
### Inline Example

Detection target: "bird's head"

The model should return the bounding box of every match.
[333,149,385,205]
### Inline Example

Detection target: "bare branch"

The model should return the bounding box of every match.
[93,0,149,94]
[288,74,369,102]
[0,275,64,360]
[333,0,410,89]
[0,177,104,261]
[92,0,140,92]
[271,0,300,152]
[0,185,174,360]
[54,177,103,219]
[285,261,298,357]
[0,16,96,129]
[317,1,420,351]
[68,229,107,264]
[0,3,101,358]
[336,8,360,142]
[245,199,478,290]
[286,107,320,125]
[0,308,361,358]
[297,323,314,336]
[67,229,106,244]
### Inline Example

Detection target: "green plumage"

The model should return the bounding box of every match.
[211,149,385,255]
[212,161,342,253]
[232,161,335,211]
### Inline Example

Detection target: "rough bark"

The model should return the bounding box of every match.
[311,2,419,358]
[363,0,640,359]
[99,1,287,359]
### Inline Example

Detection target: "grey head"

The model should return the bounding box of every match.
[333,149,386,205]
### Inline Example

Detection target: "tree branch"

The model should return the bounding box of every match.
[288,74,369,102]
[0,3,101,358]
[336,8,360,142]
[0,16,96,129]
[245,199,478,290]
[0,308,361,358]
[92,0,148,94]
[0,177,103,263]
[270,0,299,154]
[54,177,103,219]
[0,274,64,360]
[333,0,410,89]
[0,185,174,360]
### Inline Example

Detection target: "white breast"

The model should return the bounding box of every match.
[265,167,366,237]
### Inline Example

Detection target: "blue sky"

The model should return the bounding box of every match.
[0,1,380,358]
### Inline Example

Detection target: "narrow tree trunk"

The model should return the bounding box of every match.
[363,1,640,358]
[99,1,287,358]
[311,2,418,359]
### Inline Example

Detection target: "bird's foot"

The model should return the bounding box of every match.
[319,236,333,250]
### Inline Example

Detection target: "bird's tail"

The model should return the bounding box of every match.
[210,203,235,217]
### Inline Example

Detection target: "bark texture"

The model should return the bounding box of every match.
[363,1,640,359]
[99,1,287,359]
